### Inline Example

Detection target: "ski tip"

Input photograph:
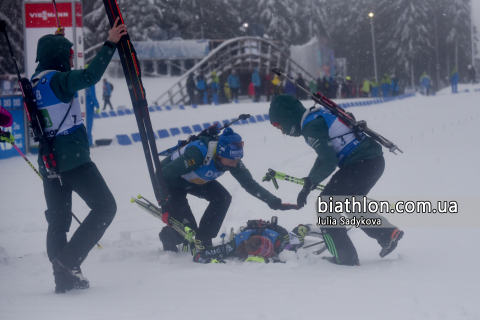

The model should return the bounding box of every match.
[137,194,142,199]
[130,197,136,203]
[96,244,103,249]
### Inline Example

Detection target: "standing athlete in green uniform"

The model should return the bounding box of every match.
[268,95,404,266]
[31,18,126,293]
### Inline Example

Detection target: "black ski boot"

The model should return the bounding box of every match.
[52,258,90,294]
[159,231,179,252]
[198,239,213,250]
[379,228,404,258]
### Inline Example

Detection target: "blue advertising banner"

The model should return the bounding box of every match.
[0,95,26,159]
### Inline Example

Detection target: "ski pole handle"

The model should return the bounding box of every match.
[221,114,251,129]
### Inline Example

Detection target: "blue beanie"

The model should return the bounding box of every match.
[217,127,243,160]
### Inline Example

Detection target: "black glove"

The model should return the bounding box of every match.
[0,131,14,144]
[269,198,299,211]
[297,177,318,208]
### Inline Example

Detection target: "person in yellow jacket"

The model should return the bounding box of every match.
[360,78,370,97]
[223,82,231,100]
[271,75,282,98]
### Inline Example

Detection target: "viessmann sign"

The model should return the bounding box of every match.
[25,2,83,28]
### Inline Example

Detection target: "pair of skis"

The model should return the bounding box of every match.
[102,1,200,251]
[102,0,168,207]
[131,195,203,253]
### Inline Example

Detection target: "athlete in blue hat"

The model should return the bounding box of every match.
[158,127,298,251]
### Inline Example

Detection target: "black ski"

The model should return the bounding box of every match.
[272,68,403,155]
[130,195,204,251]
[102,1,168,207]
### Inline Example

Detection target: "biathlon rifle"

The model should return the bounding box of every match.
[271,68,402,155]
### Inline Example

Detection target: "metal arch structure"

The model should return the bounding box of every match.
[153,36,317,107]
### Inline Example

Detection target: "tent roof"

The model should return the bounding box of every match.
[112,39,210,61]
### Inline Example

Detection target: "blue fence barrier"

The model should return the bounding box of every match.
[113,93,419,146]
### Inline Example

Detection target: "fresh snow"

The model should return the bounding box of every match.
[1,77,480,320]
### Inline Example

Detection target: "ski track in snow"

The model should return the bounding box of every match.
[1,79,480,320]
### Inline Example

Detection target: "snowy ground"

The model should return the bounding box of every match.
[1,77,480,320]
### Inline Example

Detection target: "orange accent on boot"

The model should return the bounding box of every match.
[391,228,401,239]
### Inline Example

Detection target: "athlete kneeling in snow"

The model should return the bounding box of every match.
[159,127,298,252]
[269,95,404,266]
[193,219,317,264]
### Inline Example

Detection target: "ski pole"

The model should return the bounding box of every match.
[262,169,326,191]
[11,142,43,179]
[10,143,103,249]
[51,0,62,33]
[263,169,382,203]
[271,68,402,155]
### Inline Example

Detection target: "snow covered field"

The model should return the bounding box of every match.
[1,77,480,320]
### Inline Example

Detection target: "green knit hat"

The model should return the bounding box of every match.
[268,94,306,137]
[34,34,73,75]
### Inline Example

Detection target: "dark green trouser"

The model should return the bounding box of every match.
[43,162,116,268]
[320,156,396,266]
[159,180,232,248]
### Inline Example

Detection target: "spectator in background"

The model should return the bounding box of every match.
[251,68,262,102]
[186,73,196,105]
[210,71,220,105]
[327,76,337,99]
[309,79,317,94]
[227,70,240,103]
[316,77,323,95]
[295,74,308,100]
[371,78,379,97]
[450,67,459,93]
[264,74,273,102]
[381,74,391,98]
[390,75,399,96]
[271,75,282,98]
[0,76,14,95]
[284,75,296,96]
[468,65,476,84]
[341,76,354,98]
[351,78,357,97]
[102,78,113,110]
[248,81,255,101]
[419,71,431,96]
[196,71,207,104]
[360,78,370,97]
[85,67,100,146]
[321,76,329,96]
[223,82,231,102]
